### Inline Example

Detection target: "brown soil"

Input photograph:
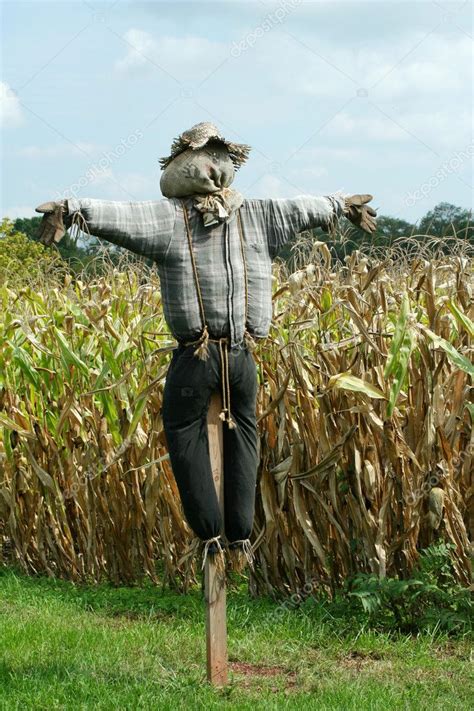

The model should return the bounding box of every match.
[229,661,298,692]
[337,649,385,670]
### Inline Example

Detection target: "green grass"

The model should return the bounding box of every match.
[0,568,471,711]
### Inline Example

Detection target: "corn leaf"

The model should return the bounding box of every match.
[384,292,410,378]
[328,373,386,399]
[447,301,474,337]
[420,325,474,378]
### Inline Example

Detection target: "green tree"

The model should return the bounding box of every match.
[12,216,42,240]
[374,215,414,244]
[13,216,97,265]
[0,219,62,287]
[12,216,135,274]
[418,202,473,242]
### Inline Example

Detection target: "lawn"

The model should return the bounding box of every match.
[0,568,471,711]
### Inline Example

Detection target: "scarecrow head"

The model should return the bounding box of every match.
[159,122,251,198]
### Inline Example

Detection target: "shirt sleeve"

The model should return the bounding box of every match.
[262,193,346,258]
[66,198,176,262]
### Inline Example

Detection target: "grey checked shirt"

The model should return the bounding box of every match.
[67,194,345,347]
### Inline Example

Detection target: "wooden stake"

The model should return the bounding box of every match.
[205,392,228,686]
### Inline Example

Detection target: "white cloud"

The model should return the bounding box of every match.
[403,111,472,150]
[271,31,471,101]
[19,143,105,159]
[325,109,472,153]
[368,34,472,98]
[304,147,363,161]
[88,167,115,186]
[248,174,302,199]
[119,172,157,194]
[116,29,159,72]
[115,29,227,81]
[294,166,328,180]
[0,82,24,128]
[326,113,408,142]
[78,168,157,199]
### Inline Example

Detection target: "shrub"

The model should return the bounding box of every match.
[346,542,473,634]
[0,219,62,287]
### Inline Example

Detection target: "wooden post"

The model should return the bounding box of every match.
[205,392,228,686]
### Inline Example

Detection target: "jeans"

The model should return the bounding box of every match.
[162,341,258,542]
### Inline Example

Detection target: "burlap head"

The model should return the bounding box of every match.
[160,142,235,198]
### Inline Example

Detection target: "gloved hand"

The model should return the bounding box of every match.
[35,200,70,245]
[344,194,377,234]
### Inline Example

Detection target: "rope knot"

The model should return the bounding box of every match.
[202,536,225,575]
[193,324,210,360]
[228,538,255,571]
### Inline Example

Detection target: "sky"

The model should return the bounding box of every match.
[0,0,472,223]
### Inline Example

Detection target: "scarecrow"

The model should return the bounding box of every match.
[36,122,376,565]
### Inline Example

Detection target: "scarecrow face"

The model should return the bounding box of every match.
[160,141,235,198]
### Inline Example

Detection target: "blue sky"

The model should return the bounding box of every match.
[1,0,472,222]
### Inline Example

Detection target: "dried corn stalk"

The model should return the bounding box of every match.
[0,240,472,591]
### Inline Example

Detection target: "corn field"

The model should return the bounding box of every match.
[0,237,472,593]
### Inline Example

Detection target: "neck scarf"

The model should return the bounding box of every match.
[193,188,244,226]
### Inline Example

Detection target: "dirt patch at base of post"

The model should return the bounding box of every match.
[229,661,297,690]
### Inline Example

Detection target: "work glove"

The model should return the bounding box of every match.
[35,200,70,245]
[343,194,377,234]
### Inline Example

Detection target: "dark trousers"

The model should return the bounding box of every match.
[162,341,258,542]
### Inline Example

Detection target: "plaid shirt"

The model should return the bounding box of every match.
[67,194,345,347]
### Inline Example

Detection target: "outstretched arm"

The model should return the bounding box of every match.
[36,198,176,262]
[249,193,376,259]
[263,193,345,258]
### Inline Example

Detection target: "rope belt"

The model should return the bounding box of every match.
[181,201,257,428]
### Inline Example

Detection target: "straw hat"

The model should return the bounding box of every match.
[159,121,251,171]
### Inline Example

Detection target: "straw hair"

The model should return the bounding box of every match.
[160,122,251,171]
